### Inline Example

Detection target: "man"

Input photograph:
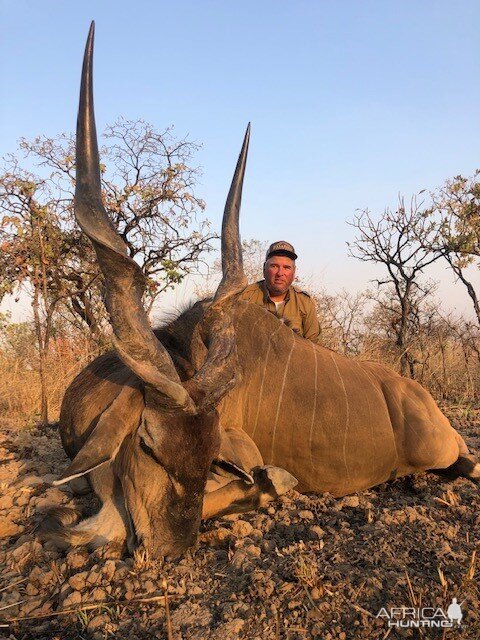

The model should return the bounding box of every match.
[239,241,320,343]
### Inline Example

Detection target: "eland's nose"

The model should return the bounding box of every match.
[163,533,198,560]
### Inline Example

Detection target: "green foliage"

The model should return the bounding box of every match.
[0,320,37,361]
[432,170,480,266]
[0,119,216,334]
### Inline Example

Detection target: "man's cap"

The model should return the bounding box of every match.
[265,241,297,261]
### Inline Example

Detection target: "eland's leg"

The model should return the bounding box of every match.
[68,476,91,495]
[433,454,480,482]
[203,465,298,519]
[42,464,131,550]
[202,428,297,519]
[430,430,480,483]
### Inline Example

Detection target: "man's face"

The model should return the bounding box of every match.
[264,255,296,297]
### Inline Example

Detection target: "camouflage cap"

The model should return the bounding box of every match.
[265,240,297,261]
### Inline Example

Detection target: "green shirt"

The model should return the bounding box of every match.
[239,280,321,344]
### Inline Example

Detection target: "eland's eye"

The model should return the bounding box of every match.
[139,436,160,463]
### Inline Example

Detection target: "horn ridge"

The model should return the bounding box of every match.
[77,22,101,195]
[74,24,195,413]
[75,21,127,257]
[194,126,251,406]
[214,124,250,302]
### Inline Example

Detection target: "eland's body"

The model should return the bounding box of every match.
[222,303,467,496]
[60,297,475,503]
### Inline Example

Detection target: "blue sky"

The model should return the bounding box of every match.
[1,0,479,317]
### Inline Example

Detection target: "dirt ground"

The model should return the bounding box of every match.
[0,405,479,640]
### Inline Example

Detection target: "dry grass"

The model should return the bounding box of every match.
[323,331,480,405]
[0,332,102,428]
[291,554,319,589]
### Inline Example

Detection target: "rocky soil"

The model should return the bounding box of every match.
[0,406,479,640]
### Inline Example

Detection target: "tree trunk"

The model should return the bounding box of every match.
[32,280,48,425]
[71,294,99,336]
[396,295,410,377]
[450,262,480,326]
[440,343,447,399]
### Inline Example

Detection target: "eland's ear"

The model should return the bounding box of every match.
[210,458,254,484]
[53,386,144,485]
[209,428,265,485]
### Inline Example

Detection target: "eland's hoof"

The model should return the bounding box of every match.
[68,476,91,495]
[252,465,298,501]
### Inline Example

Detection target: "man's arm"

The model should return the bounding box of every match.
[302,297,321,344]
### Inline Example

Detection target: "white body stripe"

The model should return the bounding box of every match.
[269,333,296,463]
[309,341,318,473]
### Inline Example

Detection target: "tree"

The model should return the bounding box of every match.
[193,238,269,299]
[348,197,443,376]
[19,119,216,316]
[241,238,269,283]
[0,119,215,423]
[0,163,79,423]
[428,172,480,324]
[313,288,367,355]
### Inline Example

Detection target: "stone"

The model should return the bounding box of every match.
[340,495,360,508]
[0,518,23,539]
[41,474,58,484]
[250,528,263,540]
[91,587,107,602]
[254,514,268,528]
[114,566,129,581]
[88,613,109,631]
[298,509,315,520]
[245,544,261,558]
[62,591,82,608]
[174,584,186,596]
[14,492,31,507]
[170,603,212,627]
[20,598,44,616]
[25,583,39,596]
[20,474,46,487]
[59,582,72,599]
[11,541,31,561]
[143,580,157,594]
[29,566,46,582]
[310,525,325,539]
[67,550,89,570]
[220,618,245,634]
[0,494,14,510]
[102,559,116,581]
[86,570,102,586]
[68,571,88,591]
[123,579,134,592]
[40,570,57,586]
[200,527,233,546]
[262,539,276,552]
[231,520,254,538]
[231,550,248,569]
[190,585,203,595]
[34,487,68,510]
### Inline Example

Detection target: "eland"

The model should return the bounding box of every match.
[47,23,480,559]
